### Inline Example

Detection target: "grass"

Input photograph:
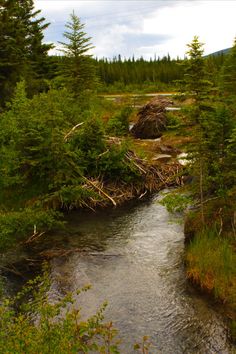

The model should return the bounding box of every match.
[185,227,236,306]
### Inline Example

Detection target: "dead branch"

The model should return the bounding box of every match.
[0,265,25,278]
[83,176,117,206]
[64,122,84,141]
[24,231,45,244]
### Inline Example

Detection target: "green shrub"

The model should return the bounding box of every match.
[0,270,120,354]
[166,112,182,130]
[159,193,192,213]
[97,141,142,182]
[106,106,132,136]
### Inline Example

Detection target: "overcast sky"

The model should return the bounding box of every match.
[35,0,236,59]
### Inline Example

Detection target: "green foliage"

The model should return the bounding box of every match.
[180,36,236,230]
[166,112,182,130]
[0,269,120,354]
[0,84,83,205]
[71,116,106,176]
[183,36,213,101]
[0,209,62,252]
[198,105,234,197]
[97,142,141,182]
[220,37,236,97]
[97,56,184,88]
[134,336,152,352]
[0,0,52,106]
[230,321,236,341]
[159,193,192,213]
[0,82,143,250]
[70,116,140,181]
[106,106,132,136]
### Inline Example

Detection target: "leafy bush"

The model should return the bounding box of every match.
[0,270,120,354]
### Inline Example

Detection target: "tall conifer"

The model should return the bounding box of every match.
[0,0,51,105]
[59,11,97,97]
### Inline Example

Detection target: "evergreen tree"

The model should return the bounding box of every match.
[182,37,235,226]
[220,37,236,98]
[59,11,97,97]
[183,36,212,103]
[0,0,52,106]
[182,37,213,223]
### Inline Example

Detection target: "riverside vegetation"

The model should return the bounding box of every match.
[161,36,236,340]
[0,1,235,351]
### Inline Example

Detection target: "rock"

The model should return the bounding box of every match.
[131,96,173,139]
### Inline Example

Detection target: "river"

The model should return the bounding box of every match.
[30,192,234,354]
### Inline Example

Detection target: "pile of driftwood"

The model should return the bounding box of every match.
[72,150,183,210]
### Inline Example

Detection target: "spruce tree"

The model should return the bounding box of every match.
[182,37,212,223]
[0,0,52,106]
[59,11,97,97]
[220,37,236,98]
[182,37,235,226]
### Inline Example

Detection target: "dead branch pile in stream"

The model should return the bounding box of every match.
[68,150,183,210]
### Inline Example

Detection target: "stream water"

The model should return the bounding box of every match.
[1,193,235,353]
[31,193,235,354]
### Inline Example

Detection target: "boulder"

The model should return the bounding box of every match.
[131,96,173,139]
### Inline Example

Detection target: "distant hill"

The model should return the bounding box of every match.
[206,48,231,57]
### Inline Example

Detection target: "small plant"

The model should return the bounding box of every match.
[159,193,192,213]
[134,336,151,353]
[0,267,120,354]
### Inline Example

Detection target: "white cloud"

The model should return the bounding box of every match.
[143,1,236,57]
[35,0,236,59]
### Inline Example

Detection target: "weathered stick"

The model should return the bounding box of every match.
[64,122,84,141]
[83,176,117,206]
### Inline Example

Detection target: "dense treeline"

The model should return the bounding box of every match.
[97,55,227,87]
[52,53,227,92]
[96,55,183,86]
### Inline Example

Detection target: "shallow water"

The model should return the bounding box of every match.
[42,194,235,353]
